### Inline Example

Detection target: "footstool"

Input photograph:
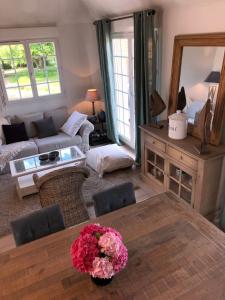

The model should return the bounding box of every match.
[86,144,135,177]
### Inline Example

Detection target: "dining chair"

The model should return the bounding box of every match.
[33,166,90,227]
[11,204,65,246]
[93,182,136,217]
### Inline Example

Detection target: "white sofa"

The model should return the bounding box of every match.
[1,107,94,173]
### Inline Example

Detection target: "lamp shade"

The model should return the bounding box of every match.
[204,71,220,83]
[85,89,100,102]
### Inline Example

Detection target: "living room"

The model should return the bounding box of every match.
[1,0,225,298]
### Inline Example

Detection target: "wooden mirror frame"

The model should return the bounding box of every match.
[168,33,225,145]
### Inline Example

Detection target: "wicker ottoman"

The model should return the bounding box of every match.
[86,144,135,177]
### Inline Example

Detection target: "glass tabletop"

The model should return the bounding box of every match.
[13,147,83,174]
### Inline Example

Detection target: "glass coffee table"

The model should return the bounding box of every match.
[9,146,86,199]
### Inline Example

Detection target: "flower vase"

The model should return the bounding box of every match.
[91,276,113,286]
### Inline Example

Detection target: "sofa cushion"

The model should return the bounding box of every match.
[34,132,82,153]
[2,123,29,144]
[0,117,10,144]
[15,112,44,138]
[33,117,57,139]
[44,107,68,131]
[61,111,87,137]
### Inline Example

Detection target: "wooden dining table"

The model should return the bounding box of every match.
[1,192,225,300]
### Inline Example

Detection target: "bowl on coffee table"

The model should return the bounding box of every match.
[49,151,59,161]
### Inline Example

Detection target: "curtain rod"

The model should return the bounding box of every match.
[93,9,155,25]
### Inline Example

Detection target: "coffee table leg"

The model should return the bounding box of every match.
[16,178,23,200]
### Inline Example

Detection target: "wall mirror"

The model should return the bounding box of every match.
[168,33,225,145]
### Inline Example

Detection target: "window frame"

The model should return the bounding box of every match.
[0,38,64,104]
[112,32,135,149]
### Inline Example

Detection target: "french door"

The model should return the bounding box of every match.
[112,33,135,149]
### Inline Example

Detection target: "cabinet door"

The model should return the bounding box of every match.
[166,159,196,208]
[144,144,165,187]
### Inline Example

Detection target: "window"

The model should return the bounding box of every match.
[112,34,135,148]
[0,40,62,102]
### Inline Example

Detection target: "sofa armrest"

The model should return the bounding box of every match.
[79,120,94,152]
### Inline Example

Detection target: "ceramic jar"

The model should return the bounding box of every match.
[168,110,188,140]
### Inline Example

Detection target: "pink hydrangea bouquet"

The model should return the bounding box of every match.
[70,224,128,284]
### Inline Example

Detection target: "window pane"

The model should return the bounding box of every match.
[0,43,33,101]
[49,82,61,94]
[46,56,57,68]
[121,39,128,57]
[115,74,122,91]
[122,76,129,93]
[42,42,56,55]
[121,58,128,75]
[112,39,121,56]
[3,70,17,88]
[1,59,13,71]
[124,109,130,125]
[47,68,59,82]
[118,121,124,136]
[6,88,20,100]
[0,45,11,59]
[10,44,25,59]
[114,57,121,74]
[124,125,130,139]
[35,69,47,83]
[37,84,49,96]
[29,42,61,96]
[20,86,33,98]
[116,91,123,106]
[123,93,129,109]
[13,60,31,86]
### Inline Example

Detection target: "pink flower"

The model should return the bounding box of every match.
[112,243,128,273]
[98,232,122,257]
[91,257,115,279]
[106,227,123,240]
[71,234,99,273]
[70,224,128,276]
[80,223,107,238]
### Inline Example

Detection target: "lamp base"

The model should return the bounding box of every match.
[92,101,96,116]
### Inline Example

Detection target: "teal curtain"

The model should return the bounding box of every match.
[134,10,157,163]
[95,20,120,144]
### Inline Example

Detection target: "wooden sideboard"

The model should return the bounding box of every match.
[140,122,225,220]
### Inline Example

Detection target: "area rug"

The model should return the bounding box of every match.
[0,167,142,237]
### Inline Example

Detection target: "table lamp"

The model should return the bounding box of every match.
[204,71,220,103]
[85,89,100,115]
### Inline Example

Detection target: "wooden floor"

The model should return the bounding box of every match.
[0,166,158,254]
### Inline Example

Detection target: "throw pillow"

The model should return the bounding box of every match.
[2,123,29,145]
[61,111,87,137]
[15,112,44,138]
[33,117,57,139]
[0,117,10,144]
[44,107,69,131]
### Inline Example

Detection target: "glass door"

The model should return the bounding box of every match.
[112,34,135,149]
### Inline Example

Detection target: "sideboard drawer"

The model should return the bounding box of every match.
[145,134,166,153]
[167,145,197,171]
